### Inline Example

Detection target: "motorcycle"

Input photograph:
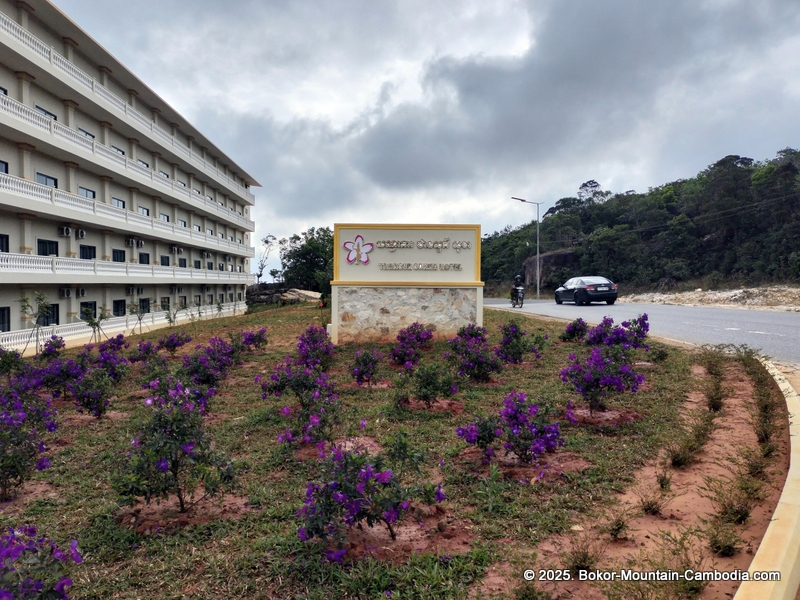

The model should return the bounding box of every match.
[511,286,525,308]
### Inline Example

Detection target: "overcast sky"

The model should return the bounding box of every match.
[53,0,800,273]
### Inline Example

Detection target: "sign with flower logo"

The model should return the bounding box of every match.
[333,224,481,285]
[342,235,374,265]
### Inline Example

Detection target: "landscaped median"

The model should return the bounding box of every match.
[0,303,792,599]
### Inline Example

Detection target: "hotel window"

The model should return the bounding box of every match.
[112,249,126,262]
[193,224,201,232]
[35,106,57,120]
[229,236,234,242]
[207,261,213,270]
[41,304,59,326]
[112,299,126,317]
[193,295,201,306]
[207,294,213,305]
[78,128,95,139]
[159,170,170,179]
[160,297,170,310]
[0,87,7,95]
[193,188,201,195]
[37,239,58,256]
[0,161,8,173]
[178,219,187,228]
[218,232,224,239]
[0,307,10,333]
[206,195,213,202]
[159,213,170,222]
[160,255,170,267]
[111,197,125,209]
[139,298,150,314]
[111,145,125,156]
[36,173,57,188]
[79,301,97,320]
[178,296,187,307]
[237,265,242,273]
[237,238,242,244]
[79,245,96,260]
[194,260,201,269]
[218,263,224,271]
[137,159,149,168]
[206,228,213,236]
[237,292,242,301]
[0,234,8,253]
[218,293,224,303]
[228,293,234,302]
[177,180,186,187]
[178,258,187,268]
[138,252,150,265]
[78,186,96,199]
[138,206,150,217]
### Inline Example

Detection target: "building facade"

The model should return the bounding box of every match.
[0,0,258,350]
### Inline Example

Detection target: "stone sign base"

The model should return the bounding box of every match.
[330,285,483,344]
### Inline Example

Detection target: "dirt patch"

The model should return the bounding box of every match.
[61,410,129,425]
[295,436,384,461]
[328,503,475,564]
[403,398,465,415]
[619,285,800,312]
[118,492,253,535]
[339,379,392,390]
[0,481,60,516]
[203,412,231,426]
[569,407,643,427]
[494,358,791,600]
[458,446,591,482]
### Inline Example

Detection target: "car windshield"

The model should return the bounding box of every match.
[582,277,611,284]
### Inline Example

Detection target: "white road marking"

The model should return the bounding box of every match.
[725,328,740,331]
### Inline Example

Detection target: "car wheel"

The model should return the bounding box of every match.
[573,293,582,306]
[555,294,562,305]
[606,299,616,305]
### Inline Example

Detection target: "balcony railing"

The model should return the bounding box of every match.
[0,93,255,231]
[0,301,245,352]
[0,251,255,282]
[0,172,256,258]
[0,10,256,205]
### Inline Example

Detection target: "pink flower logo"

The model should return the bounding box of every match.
[343,235,374,265]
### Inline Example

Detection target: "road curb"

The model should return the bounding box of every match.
[734,359,800,600]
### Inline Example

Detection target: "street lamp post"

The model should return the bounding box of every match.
[511,197,543,300]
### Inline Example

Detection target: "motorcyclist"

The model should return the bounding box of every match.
[510,274,524,302]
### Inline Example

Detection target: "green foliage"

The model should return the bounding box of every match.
[278,226,333,294]
[481,148,800,288]
[409,363,458,408]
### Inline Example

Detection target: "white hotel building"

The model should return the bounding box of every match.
[0,0,259,349]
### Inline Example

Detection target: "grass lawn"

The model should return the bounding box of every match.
[2,304,707,599]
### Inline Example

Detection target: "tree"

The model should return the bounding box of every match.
[278,227,333,294]
[255,234,277,284]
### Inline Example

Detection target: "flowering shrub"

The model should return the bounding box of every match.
[0,526,81,599]
[114,381,236,512]
[68,368,114,418]
[94,348,130,384]
[456,391,563,464]
[560,347,645,413]
[560,317,589,342]
[241,328,268,350]
[584,314,649,353]
[157,332,193,355]
[37,359,85,399]
[256,359,341,443]
[180,337,238,386]
[97,334,129,356]
[296,325,335,371]
[495,320,539,364]
[129,341,157,363]
[445,324,502,383]
[350,349,382,387]
[145,376,216,414]
[390,322,434,367]
[296,445,444,555]
[38,336,66,361]
[0,349,23,383]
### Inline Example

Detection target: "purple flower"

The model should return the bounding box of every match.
[181,441,195,456]
[325,548,347,563]
[374,470,393,484]
[35,457,50,471]
[156,458,169,472]
[434,483,446,503]
[359,418,367,430]
[298,527,309,541]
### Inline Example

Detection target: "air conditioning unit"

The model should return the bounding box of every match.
[59,288,71,298]
[170,245,178,254]
[126,238,136,247]
[58,226,72,237]
[136,240,145,248]
[126,286,135,295]
[176,286,183,293]
[225,255,232,263]
[202,251,211,258]
[204,286,211,292]
[75,229,86,239]
[224,285,231,291]
[75,288,86,297]
[177,247,184,254]
[136,286,144,295]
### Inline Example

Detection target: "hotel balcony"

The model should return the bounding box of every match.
[0,251,255,285]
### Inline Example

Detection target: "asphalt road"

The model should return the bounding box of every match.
[484,297,800,365]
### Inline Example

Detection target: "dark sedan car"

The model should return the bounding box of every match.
[555,276,618,305]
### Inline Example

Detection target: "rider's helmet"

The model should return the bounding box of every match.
[514,274,522,284]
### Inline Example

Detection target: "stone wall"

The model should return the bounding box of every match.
[336,286,479,343]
